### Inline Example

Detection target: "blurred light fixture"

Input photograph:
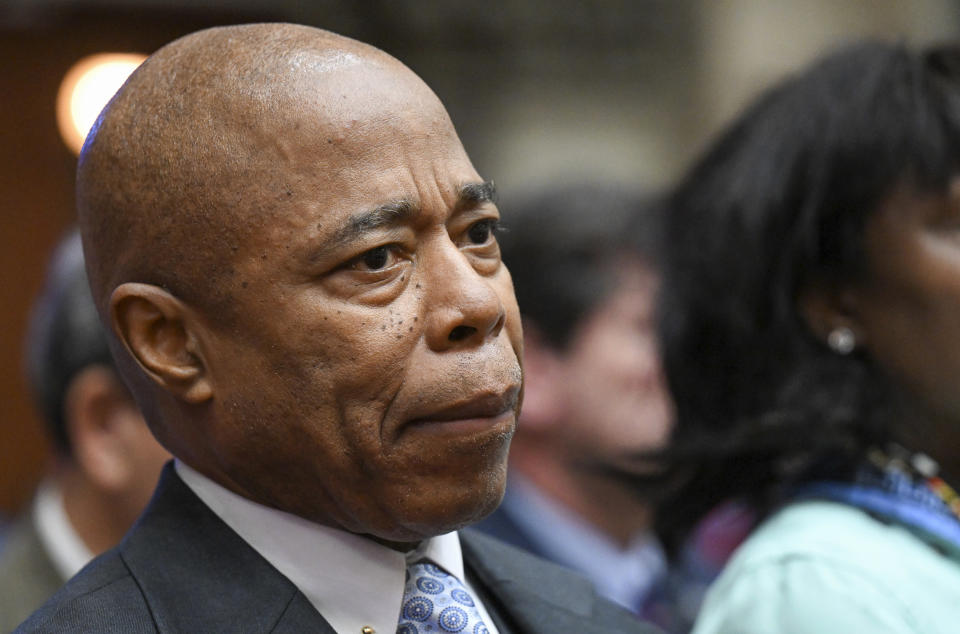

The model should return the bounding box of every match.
[56,53,147,155]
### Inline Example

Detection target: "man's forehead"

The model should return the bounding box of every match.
[211,56,443,159]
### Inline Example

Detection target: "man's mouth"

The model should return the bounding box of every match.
[403,385,520,436]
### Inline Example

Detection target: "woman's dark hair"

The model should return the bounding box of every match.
[654,41,960,552]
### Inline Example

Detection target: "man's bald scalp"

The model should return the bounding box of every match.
[77,23,403,320]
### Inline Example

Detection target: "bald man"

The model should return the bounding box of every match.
[17,24,655,634]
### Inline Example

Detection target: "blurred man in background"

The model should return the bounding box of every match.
[475,185,674,615]
[0,230,170,631]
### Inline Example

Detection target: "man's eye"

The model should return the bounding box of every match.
[356,245,392,271]
[467,219,498,245]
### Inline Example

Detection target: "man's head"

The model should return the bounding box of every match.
[77,23,523,544]
[26,230,170,533]
[500,186,672,465]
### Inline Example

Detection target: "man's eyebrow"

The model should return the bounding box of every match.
[311,184,493,263]
[348,199,416,234]
[316,199,417,261]
[457,181,497,208]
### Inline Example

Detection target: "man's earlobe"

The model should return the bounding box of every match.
[111,283,213,403]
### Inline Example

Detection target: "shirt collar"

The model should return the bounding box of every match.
[175,460,465,634]
[33,480,94,580]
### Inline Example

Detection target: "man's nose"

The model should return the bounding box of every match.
[423,243,506,352]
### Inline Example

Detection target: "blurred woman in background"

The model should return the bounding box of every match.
[657,41,960,632]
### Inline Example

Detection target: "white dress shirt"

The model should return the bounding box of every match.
[33,480,94,581]
[176,461,499,634]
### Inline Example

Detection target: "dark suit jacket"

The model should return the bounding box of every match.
[17,465,658,633]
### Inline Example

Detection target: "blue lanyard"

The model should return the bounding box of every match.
[796,478,960,555]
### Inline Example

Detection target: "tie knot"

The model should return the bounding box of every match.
[397,560,490,634]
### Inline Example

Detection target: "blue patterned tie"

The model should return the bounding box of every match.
[397,560,491,634]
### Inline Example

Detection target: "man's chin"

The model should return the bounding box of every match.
[371,477,508,544]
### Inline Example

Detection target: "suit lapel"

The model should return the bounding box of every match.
[119,464,336,633]
[271,592,339,633]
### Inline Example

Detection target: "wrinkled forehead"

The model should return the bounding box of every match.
[232,70,463,214]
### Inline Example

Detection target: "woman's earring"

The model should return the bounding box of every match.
[827,327,856,355]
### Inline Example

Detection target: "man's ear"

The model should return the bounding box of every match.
[110,283,212,403]
[798,280,866,349]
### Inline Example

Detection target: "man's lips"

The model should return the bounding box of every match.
[404,386,521,434]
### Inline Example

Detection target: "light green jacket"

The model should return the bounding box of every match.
[693,500,960,634]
